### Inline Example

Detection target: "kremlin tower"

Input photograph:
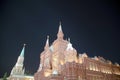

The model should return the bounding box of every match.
[8,44,34,80]
[10,44,25,76]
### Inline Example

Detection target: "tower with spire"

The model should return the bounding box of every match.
[57,22,64,40]
[9,44,34,80]
[34,22,86,80]
[34,22,73,80]
[10,44,26,76]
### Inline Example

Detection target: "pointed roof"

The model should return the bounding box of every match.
[68,38,70,42]
[44,35,49,50]
[58,21,62,32]
[20,44,26,57]
[66,38,73,51]
[57,21,64,39]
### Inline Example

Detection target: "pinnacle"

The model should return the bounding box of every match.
[20,44,25,57]
[44,35,49,50]
[57,22,64,39]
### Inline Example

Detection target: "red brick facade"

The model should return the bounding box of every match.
[34,24,120,80]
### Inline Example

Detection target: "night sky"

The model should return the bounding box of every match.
[0,0,120,77]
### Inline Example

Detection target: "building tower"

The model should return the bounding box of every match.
[8,44,34,80]
[34,23,120,80]
[57,22,64,40]
[10,44,26,76]
[34,22,68,80]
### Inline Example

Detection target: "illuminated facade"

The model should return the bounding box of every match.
[34,23,120,80]
[8,44,34,80]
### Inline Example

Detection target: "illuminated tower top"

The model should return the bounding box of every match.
[20,44,26,57]
[10,44,26,75]
[44,36,49,50]
[57,22,64,40]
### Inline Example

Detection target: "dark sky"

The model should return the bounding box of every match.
[0,0,120,77]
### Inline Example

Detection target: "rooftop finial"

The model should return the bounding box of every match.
[20,44,26,57]
[57,21,64,39]
[59,21,62,32]
[23,44,26,47]
[68,38,70,43]
[44,35,49,50]
[47,35,49,44]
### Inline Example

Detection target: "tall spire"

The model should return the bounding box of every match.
[59,21,62,32]
[57,21,64,40]
[44,35,49,50]
[10,44,26,75]
[20,44,26,57]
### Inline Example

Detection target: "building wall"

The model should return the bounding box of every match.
[34,25,120,80]
[34,51,120,80]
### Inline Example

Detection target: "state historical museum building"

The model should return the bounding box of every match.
[34,23,120,80]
